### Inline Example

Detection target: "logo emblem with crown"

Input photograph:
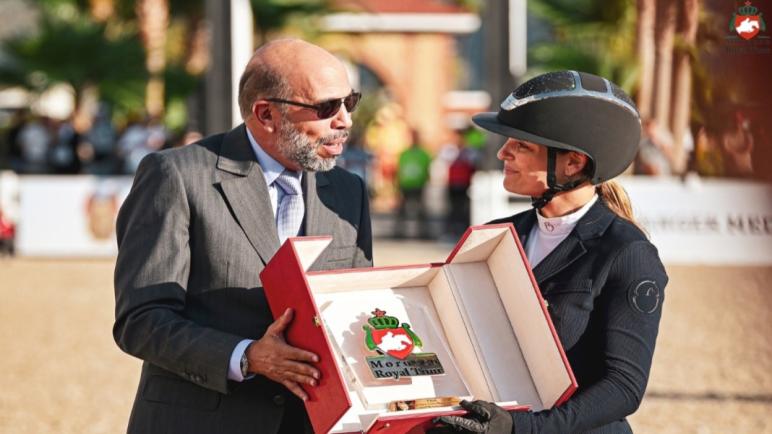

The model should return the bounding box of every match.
[731,1,766,40]
[363,308,423,360]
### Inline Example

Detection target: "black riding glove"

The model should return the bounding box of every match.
[429,400,514,434]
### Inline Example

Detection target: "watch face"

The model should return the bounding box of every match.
[240,352,249,377]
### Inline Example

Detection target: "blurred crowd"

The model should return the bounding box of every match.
[0,103,769,244]
[2,107,202,176]
[2,107,768,182]
[336,125,483,240]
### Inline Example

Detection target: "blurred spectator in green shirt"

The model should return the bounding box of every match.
[395,130,431,238]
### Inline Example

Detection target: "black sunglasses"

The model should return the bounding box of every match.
[266,91,361,119]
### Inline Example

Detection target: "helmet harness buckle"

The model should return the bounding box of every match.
[531,148,590,209]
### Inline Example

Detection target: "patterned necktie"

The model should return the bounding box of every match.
[274,170,304,244]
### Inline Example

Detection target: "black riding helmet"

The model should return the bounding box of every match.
[472,70,641,208]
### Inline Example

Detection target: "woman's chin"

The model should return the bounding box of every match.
[503,181,530,196]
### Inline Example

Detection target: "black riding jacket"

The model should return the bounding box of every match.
[489,199,668,434]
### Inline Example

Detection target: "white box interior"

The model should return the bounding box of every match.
[300,227,571,433]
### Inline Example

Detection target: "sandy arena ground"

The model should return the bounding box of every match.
[0,240,771,434]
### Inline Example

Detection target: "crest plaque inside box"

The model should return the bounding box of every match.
[260,224,577,434]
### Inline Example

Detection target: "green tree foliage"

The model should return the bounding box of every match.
[528,0,638,92]
[0,0,341,127]
[0,2,147,115]
[250,0,331,42]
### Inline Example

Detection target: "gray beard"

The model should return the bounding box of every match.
[278,120,348,172]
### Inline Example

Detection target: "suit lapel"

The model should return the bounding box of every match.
[532,200,615,285]
[304,171,337,236]
[215,125,280,264]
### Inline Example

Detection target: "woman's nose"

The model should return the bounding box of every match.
[497,144,509,161]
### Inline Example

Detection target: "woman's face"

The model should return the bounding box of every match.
[496,138,550,196]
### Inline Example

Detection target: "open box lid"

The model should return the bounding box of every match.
[260,225,577,433]
[443,224,577,409]
[259,235,349,434]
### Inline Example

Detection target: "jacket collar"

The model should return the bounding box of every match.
[514,200,616,284]
[216,124,257,176]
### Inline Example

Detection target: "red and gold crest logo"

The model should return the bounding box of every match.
[731,1,767,40]
[363,308,423,360]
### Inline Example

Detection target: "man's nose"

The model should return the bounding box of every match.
[331,105,353,130]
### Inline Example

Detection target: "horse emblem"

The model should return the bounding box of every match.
[363,308,423,360]
[731,1,766,40]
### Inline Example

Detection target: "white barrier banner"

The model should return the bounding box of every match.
[471,173,772,265]
[16,176,133,257]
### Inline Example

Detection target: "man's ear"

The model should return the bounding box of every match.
[564,151,589,177]
[252,101,276,133]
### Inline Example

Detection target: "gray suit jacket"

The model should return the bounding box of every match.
[113,124,372,434]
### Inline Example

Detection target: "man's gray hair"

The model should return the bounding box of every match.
[237,61,291,119]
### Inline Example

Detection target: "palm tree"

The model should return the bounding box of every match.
[529,0,709,175]
[635,0,655,118]
[136,0,169,117]
[652,0,676,129]
[670,0,700,173]
[0,3,147,121]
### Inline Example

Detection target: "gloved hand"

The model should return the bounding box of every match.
[429,400,514,434]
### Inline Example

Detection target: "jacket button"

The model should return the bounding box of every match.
[273,394,286,406]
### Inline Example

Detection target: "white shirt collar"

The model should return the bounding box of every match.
[245,127,301,186]
[535,194,598,235]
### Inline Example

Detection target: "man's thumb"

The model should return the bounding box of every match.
[268,308,293,334]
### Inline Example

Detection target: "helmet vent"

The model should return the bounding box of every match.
[513,71,575,99]
[578,72,608,93]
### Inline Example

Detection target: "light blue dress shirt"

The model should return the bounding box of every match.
[227,128,303,382]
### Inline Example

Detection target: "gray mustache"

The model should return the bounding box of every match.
[318,131,349,145]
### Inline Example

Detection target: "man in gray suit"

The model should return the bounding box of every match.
[113,39,372,434]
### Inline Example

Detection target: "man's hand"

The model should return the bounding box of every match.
[246,308,320,401]
[431,400,514,434]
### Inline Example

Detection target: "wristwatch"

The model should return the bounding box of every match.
[240,350,249,378]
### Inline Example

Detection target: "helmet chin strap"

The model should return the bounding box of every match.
[531,148,588,209]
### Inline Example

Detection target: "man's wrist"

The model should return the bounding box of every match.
[228,339,254,382]
[240,343,251,377]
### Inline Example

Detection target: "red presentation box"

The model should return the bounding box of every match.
[260,224,576,434]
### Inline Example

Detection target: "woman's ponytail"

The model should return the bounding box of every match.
[596,180,647,235]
